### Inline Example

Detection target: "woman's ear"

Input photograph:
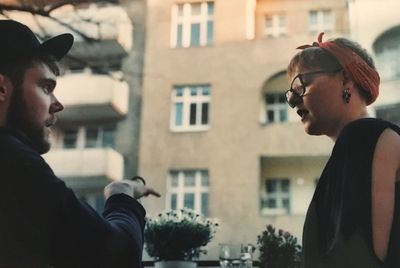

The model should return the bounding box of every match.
[341,70,356,90]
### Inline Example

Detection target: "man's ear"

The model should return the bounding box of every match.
[0,74,11,102]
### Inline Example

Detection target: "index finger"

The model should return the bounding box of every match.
[145,188,161,197]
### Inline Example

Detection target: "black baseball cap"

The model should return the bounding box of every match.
[0,19,74,62]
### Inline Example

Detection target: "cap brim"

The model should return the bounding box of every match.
[39,33,74,60]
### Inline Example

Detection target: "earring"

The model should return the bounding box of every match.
[342,88,351,103]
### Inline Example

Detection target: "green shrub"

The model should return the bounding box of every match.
[257,225,302,268]
[144,209,218,261]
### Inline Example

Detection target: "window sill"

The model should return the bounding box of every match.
[260,208,289,216]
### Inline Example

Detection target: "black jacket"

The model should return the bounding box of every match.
[0,127,145,268]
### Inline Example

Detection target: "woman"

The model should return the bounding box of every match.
[286,33,400,267]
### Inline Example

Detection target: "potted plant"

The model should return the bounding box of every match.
[257,225,302,268]
[144,209,218,268]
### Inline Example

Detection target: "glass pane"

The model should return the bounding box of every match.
[202,85,210,95]
[176,24,183,48]
[184,193,195,209]
[190,23,201,47]
[279,110,287,122]
[171,193,177,210]
[191,3,201,15]
[175,87,184,97]
[177,4,184,17]
[190,103,197,125]
[266,95,275,104]
[267,110,274,122]
[184,171,196,186]
[282,198,290,212]
[323,10,332,24]
[281,179,290,193]
[102,127,115,148]
[201,170,209,186]
[267,198,276,208]
[175,103,183,126]
[207,2,214,15]
[63,129,78,149]
[201,103,209,125]
[207,21,214,44]
[278,94,286,103]
[170,171,179,187]
[85,128,99,148]
[266,180,277,193]
[201,193,209,216]
[265,16,273,28]
[279,15,286,27]
[309,11,317,25]
[190,87,198,96]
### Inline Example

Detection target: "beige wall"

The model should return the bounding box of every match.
[140,0,346,260]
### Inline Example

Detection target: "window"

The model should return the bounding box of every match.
[167,170,210,216]
[85,126,116,148]
[376,104,400,126]
[264,14,286,37]
[62,129,78,149]
[171,1,214,48]
[265,93,287,123]
[309,10,333,33]
[61,125,116,149]
[261,178,290,215]
[171,85,211,131]
[373,27,400,80]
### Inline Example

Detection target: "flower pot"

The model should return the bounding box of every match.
[154,260,197,268]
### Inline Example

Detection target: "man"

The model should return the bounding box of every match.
[0,20,160,267]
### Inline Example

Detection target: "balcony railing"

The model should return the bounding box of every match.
[43,148,124,188]
[56,73,129,122]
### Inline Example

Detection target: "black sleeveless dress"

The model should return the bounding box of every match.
[302,118,400,268]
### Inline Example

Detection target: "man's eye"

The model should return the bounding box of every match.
[42,85,52,94]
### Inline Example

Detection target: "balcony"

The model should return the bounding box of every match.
[43,148,124,189]
[55,73,129,123]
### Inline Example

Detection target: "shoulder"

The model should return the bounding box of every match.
[374,127,400,168]
[339,118,400,143]
[0,129,44,163]
[344,117,398,133]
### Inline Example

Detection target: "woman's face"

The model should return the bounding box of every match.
[288,64,346,137]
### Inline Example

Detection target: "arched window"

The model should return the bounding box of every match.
[261,71,288,124]
[373,26,400,81]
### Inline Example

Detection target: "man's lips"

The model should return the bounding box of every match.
[45,117,57,127]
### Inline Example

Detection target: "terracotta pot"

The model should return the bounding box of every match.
[154,260,197,268]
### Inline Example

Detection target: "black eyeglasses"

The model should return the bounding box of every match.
[285,69,342,108]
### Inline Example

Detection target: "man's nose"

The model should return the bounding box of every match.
[50,94,64,113]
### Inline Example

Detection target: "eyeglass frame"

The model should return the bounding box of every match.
[285,68,342,108]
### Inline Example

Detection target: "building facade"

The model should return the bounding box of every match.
[139,0,349,259]
[3,0,400,261]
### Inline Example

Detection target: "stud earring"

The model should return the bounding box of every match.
[342,88,351,103]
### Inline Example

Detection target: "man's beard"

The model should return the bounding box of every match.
[6,87,51,154]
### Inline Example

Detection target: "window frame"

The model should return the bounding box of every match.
[167,170,210,216]
[261,178,291,216]
[264,13,287,38]
[170,1,214,48]
[60,125,116,149]
[264,93,288,124]
[308,9,334,34]
[170,85,211,132]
